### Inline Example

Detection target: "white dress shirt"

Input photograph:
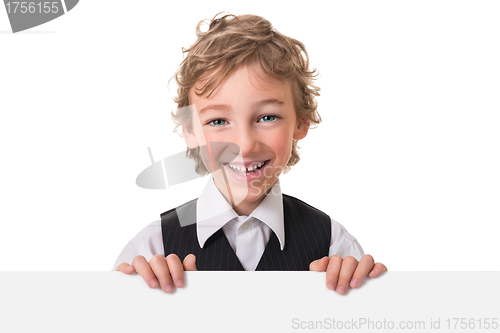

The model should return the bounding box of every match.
[113,178,364,271]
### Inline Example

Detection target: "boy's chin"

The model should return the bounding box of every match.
[212,177,269,205]
[233,182,277,204]
[232,190,270,212]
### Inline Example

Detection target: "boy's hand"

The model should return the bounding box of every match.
[115,254,197,293]
[309,254,387,295]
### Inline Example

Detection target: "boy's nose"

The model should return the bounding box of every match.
[235,127,260,157]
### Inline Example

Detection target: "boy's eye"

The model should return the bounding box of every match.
[259,115,277,122]
[209,119,227,126]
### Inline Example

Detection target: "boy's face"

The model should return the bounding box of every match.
[184,63,309,215]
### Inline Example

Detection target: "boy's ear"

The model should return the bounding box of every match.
[182,123,199,148]
[293,117,310,140]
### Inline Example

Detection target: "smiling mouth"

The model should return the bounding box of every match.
[226,160,269,176]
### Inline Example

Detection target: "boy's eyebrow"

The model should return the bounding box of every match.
[198,99,284,114]
[199,104,230,114]
[253,99,284,109]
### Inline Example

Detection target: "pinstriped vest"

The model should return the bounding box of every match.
[160,194,331,271]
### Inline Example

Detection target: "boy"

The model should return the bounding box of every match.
[114,13,387,295]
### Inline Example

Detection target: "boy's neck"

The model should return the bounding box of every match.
[232,199,263,217]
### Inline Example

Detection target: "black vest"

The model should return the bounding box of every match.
[160,194,331,271]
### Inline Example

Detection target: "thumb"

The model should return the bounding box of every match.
[183,254,197,271]
[115,262,136,274]
[368,262,388,278]
[309,256,329,272]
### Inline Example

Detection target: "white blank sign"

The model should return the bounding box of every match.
[0,272,498,332]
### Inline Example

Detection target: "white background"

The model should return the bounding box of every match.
[0,0,499,271]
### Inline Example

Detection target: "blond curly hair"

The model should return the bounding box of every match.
[171,13,321,175]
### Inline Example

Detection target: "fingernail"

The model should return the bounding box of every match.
[164,284,173,293]
[336,286,346,295]
[149,279,158,288]
[176,279,185,288]
[327,283,336,290]
[351,279,359,288]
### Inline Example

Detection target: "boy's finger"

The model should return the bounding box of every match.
[166,254,186,288]
[183,254,197,271]
[336,256,358,295]
[325,255,342,290]
[309,256,329,272]
[350,254,375,288]
[369,262,388,278]
[132,255,159,289]
[115,262,135,274]
[149,254,175,293]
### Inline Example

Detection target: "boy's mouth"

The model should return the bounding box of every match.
[226,160,269,176]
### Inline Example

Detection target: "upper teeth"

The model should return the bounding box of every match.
[229,162,264,172]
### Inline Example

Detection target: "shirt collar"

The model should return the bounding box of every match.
[196,177,285,250]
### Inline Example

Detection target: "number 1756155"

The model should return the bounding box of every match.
[5,2,59,14]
